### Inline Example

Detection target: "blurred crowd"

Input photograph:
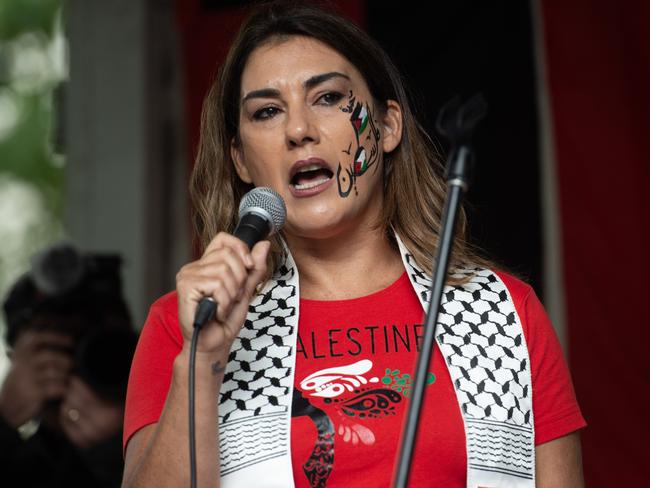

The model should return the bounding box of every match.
[0,243,137,487]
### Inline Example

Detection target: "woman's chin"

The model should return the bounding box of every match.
[283,214,353,241]
[282,190,384,241]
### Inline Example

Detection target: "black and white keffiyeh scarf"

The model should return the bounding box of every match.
[217,235,535,487]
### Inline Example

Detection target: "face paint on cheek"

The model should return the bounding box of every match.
[353,147,368,175]
[336,163,353,198]
[350,103,369,144]
[339,90,356,114]
[337,95,382,198]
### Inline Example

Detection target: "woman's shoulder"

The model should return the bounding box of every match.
[144,291,182,345]
[493,269,534,304]
[456,266,534,308]
[150,290,178,316]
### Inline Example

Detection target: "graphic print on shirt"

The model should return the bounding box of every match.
[381,368,437,397]
[292,388,335,488]
[291,359,436,487]
[299,359,380,398]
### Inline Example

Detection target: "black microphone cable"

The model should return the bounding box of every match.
[189,298,217,488]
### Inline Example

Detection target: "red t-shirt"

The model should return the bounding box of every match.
[124,271,585,486]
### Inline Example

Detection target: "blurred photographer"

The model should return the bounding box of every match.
[0,243,137,487]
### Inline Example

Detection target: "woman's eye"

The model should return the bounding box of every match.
[317,91,344,106]
[252,106,280,120]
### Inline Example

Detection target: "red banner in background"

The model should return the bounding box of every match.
[541,0,650,484]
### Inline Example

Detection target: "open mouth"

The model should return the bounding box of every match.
[290,163,334,191]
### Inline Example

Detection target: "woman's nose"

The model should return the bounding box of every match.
[285,106,319,148]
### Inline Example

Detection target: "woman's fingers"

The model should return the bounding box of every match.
[178,259,243,322]
[203,232,254,268]
[176,232,265,352]
[243,240,271,298]
[198,248,249,307]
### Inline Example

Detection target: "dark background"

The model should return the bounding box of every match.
[367,1,542,292]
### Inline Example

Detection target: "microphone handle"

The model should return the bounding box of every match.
[233,213,271,250]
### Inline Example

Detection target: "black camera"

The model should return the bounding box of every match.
[3,243,137,404]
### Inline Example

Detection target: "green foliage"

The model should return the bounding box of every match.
[0,91,63,212]
[0,0,60,41]
[0,0,63,213]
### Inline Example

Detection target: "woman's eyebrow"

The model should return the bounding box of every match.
[304,71,350,90]
[242,88,281,103]
[242,72,351,103]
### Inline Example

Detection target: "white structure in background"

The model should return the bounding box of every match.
[65,0,190,327]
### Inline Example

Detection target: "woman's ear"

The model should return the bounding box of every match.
[231,138,253,184]
[381,100,403,153]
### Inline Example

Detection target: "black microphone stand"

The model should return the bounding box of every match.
[393,94,487,488]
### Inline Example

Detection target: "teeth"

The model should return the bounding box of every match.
[293,177,330,190]
[297,164,323,173]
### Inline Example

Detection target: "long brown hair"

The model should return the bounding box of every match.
[190,1,489,281]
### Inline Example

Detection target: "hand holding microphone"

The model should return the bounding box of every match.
[175,187,286,355]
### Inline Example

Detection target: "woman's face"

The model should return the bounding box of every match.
[232,36,402,240]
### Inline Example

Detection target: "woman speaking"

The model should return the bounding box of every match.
[121,2,585,487]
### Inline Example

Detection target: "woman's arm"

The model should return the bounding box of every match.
[122,347,226,487]
[121,235,270,488]
[535,431,584,488]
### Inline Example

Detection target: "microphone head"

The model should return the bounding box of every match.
[238,187,287,235]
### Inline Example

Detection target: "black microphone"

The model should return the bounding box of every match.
[234,186,287,249]
[193,187,286,329]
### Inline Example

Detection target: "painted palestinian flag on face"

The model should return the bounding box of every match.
[350,102,369,142]
[353,147,368,175]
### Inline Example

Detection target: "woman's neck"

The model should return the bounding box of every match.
[283,224,404,301]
